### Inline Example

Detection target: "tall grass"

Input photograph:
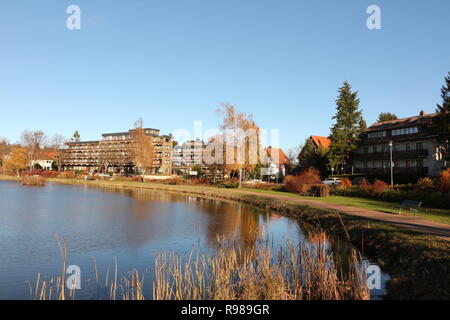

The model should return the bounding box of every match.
[153,235,369,300]
[29,233,369,300]
[20,175,47,186]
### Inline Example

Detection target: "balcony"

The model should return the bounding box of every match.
[354,149,428,160]
[356,167,429,176]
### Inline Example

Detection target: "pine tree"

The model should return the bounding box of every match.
[327,81,365,174]
[71,131,81,142]
[298,137,328,175]
[377,112,398,122]
[436,72,450,153]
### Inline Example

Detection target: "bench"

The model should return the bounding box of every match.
[399,200,422,216]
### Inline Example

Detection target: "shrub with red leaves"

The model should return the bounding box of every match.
[370,179,390,194]
[437,169,450,194]
[284,168,321,194]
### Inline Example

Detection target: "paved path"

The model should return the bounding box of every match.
[235,190,450,241]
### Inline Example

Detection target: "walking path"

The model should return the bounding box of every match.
[235,189,450,241]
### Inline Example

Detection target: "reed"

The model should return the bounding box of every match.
[29,233,369,300]
[20,175,47,186]
[152,235,370,300]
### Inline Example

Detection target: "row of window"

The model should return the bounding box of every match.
[362,142,424,154]
[359,159,424,169]
[367,127,419,139]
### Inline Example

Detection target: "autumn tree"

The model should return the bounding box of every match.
[327,81,365,174]
[377,112,398,122]
[5,147,28,176]
[435,72,450,154]
[216,103,261,185]
[131,118,155,175]
[20,130,47,171]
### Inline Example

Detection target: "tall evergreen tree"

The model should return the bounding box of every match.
[327,81,365,174]
[377,112,398,122]
[436,72,450,153]
[298,137,328,175]
[71,131,81,142]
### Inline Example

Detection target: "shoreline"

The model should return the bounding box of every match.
[2,176,450,299]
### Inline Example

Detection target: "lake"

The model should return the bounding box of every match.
[0,180,388,299]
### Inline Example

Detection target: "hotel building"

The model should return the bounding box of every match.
[353,111,445,180]
[61,128,173,174]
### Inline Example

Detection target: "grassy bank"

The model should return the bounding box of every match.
[239,188,450,225]
[2,175,450,299]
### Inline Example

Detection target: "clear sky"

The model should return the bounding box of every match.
[0,0,449,150]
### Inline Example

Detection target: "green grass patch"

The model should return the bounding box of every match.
[239,187,450,225]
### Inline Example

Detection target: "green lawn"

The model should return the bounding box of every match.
[239,187,450,225]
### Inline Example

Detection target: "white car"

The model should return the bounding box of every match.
[322,177,341,186]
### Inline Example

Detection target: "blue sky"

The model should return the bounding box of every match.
[0,0,449,150]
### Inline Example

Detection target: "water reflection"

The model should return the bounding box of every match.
[0,181,388,299]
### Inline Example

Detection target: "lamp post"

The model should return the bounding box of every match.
[389,141,394,188]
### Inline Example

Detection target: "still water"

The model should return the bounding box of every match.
[0,181,388,299]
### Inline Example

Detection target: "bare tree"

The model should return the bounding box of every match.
[50,134,67,171]
[20,130,47,171]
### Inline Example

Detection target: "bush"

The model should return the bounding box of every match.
[437,169,450,194]
[284,169,321,194]
[415,177,434,192]
[58,171,75,179]
[337,177,352,189]
[310,184,330,197]
[359,179,371,192]
[21,175,46,186]
[189,177,210,185]
[371,179,390,194]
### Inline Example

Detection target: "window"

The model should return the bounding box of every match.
[416,159,423,168]
[368,131,386,139]
[391,127,419,136]
[373,146,377,153]
[405,143,410,151]
[416,142,423,150]
[363,147,369,155]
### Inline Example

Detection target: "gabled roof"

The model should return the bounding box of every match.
[311,136,331,149]
[367,112,437,132]
[266,147,290,165]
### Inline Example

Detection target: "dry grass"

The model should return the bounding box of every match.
[153,235,369,300]
[20,175,47,186]
[28,233,369,300]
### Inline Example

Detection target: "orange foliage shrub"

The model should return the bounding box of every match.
[370,179,390,194]
[338,177,352,189]
[284,169,321,194]
[437,169,450,194]
[416,177,434,191]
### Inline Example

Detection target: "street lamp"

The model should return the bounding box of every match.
[389,141,394,188]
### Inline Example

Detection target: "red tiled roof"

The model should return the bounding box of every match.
[266,147,290,165]
[311,136,331,149]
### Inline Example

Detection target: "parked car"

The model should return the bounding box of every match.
[322,177,341,186]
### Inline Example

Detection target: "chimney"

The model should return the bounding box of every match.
[419,110,427,116]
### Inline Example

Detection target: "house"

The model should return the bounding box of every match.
[261,147,290,180]
[310,136,331,151]
[353,111,444,181]
[31,152,57,170]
